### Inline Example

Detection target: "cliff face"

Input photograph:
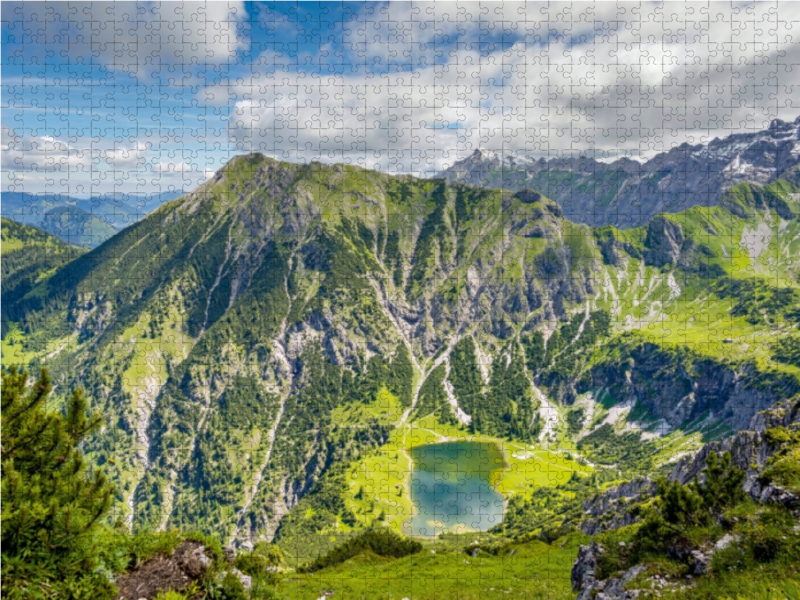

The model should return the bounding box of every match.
[584,343,800,432]
[571,543,643,600]
[576,396,800,539]
[579,477,655,536]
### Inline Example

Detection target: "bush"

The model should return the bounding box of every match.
[760,459,800,492]
[208,571,248,600]
[711,542,749,573]
[235,554,277,582]
[742,505,800,564]
[154,584,202,600]
[299,528,422,573]
[155,592,192,600]
[252,541,285,565]
[233,543,286,599]
[760,421,800,493]
[566,407,585,435]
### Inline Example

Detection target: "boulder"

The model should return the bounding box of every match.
[231,567,252,591]
[223,544,237,564]
[114,541,214,600]
[571,546,644,600]
[174,541,213,579]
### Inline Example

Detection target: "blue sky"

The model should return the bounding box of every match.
[2,1,798,196]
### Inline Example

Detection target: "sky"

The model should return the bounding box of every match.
[1,1,799,196]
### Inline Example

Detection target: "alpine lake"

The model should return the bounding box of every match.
[404,440,506,537]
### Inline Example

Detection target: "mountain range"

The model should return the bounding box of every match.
[0,191,184,248]
[6,118,800,249]
[3,141,799,562]
[441,116,800,227]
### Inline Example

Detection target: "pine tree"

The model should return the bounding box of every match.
[2,367,116,598]
[697,449,746,519]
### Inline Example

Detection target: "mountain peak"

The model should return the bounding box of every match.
[474,148,499,160]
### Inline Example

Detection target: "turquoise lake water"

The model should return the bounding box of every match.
[405,441,506,537]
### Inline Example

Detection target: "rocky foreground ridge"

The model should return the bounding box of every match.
[571,396,800,599]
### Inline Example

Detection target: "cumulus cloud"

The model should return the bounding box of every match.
[153,160,195,175]
[3,1,799,191]
[0,125,212,192]
[150,158,215,190]
[2,1,248,83]
[229,1,800,174]
[103,142,148,169]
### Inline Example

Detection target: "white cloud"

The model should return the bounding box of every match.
[228,1,800,175]
[0,126,211,194]
[150,159,213,191]
[103,142,148,169]
[154,160,195,175]
[1,125,91,172]
[3,1,799,190]
[4,1,248,82]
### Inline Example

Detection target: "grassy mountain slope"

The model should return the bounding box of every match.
[3,154,800,557]
[1,218,86,340]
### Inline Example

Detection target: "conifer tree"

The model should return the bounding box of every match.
[2,367,116,598]
[635,450,745,552]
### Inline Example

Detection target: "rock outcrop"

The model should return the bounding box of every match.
[577,397,800,539]
[571,542,603,597]
[583,343,799,432]
[572,542,644,600]
[580,477,656,535]
[114,541,214,600]
[644,217,684,267]
[671,396,800,506]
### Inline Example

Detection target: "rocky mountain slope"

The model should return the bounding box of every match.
[440,117,800,227]
[578,395,800,538]
[3,152,800,551]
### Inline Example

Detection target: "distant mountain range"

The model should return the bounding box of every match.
[7,118,798,247]
[440,116,800,227]
[0,191,185,247]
